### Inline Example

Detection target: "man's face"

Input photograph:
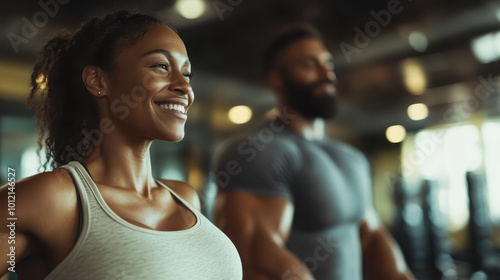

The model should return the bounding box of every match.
[276,38,338,120]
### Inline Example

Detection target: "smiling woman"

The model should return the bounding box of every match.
[0,10,242,280]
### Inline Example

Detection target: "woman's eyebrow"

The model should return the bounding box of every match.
[142,49,172,57]
[142,49,191,66]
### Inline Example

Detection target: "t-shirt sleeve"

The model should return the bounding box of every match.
[211,137,297,202]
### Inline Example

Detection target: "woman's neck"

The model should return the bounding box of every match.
[83,131,157,197]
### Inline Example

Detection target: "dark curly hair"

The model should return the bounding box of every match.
[262,23,323,73]
[28,10,164,170]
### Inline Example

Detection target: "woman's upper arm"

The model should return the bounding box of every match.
[0,169,76,277]
[0,188,29,277]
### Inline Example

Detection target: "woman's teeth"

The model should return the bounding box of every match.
[159,103,186,114]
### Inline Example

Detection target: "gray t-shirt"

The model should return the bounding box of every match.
[212,119,372,280]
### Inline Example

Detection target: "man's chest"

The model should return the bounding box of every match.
[290,144,370,230]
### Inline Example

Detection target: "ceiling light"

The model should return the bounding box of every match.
[228,105,252,124]
[407,103,428,121]
[471,31,500,64]
[175,0,206,19]
[386,125,406,143]
[408,31,428,52]
[402,59,427,95]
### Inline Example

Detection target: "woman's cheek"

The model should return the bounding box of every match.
[142,73,166,91]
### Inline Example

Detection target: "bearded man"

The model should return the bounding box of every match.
[212,25,414,280]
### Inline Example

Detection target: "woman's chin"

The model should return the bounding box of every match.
[161,132,185,143]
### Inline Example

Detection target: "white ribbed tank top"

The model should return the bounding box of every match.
[43,161,242,280]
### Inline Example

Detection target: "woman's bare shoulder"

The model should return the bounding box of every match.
[157,179,201,211]
[3,168,75,199]
[0,168,78,234]
[0,168,82,277]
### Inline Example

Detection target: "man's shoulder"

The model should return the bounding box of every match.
[215,129,299,169]
[324,138,368,163]
[218,121,298,152]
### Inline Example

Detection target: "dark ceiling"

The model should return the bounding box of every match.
[2,0,500,148]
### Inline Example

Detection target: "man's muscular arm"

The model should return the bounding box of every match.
[215,191,314,280]
[360,210,414,280]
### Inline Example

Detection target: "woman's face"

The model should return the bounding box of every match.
[105,25,194,143]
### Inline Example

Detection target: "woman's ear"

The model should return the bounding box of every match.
[82,66,109,97]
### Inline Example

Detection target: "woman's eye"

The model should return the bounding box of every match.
[151,64,169,71]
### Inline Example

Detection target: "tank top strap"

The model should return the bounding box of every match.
[155,180,201,217]
[60,161,102,209]
[45,161,96,280]
[59,161,94,227]
[59,161,119,233]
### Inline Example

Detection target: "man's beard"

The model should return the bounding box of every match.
[281,71,339,120]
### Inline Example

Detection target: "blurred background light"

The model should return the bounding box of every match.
[386,125,406,143]
[175,0,206,19]
[482,121,500,223]
[408,31,428,52]
[160,162,186,181]
[21,146,42,177]
[471,31,500,64]
[413,130,442,179]
[407,103,429,121]
[228,105,252,124]
[402,59,427,95]
[265,107,280,119]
